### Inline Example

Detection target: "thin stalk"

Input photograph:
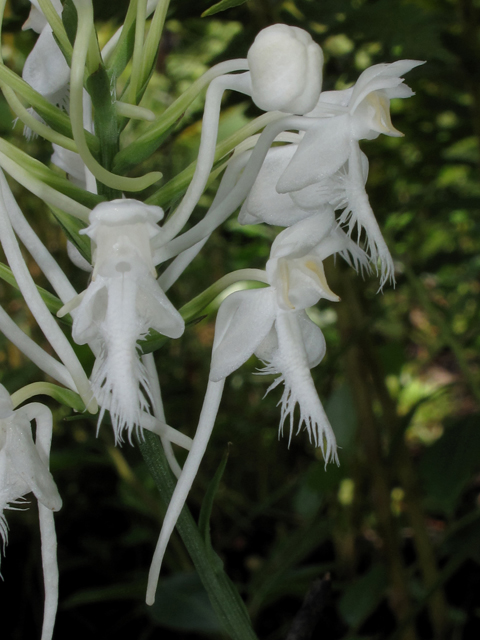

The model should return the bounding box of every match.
[146,111,284,210]
[0,137,102,210]
[0,186,94,409]
[128,0,148,104]
[140,0,170,83]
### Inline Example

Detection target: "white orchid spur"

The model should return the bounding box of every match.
[0,385,61,640]
[66,199,185,444]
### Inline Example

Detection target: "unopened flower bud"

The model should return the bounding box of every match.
[247,24,323,114]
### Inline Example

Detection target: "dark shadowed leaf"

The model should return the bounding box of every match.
[419,415,480,516]
[149,572,222,633]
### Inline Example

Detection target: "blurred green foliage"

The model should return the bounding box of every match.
[1,0,480,639]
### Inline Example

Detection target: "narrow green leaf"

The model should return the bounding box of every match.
[145,112,280,207]
[87,63,121,199]
[48,205,91,264]
[105,0,138,80]
[198,448,229,544]
[0,65,99,155]
[202,0,247,18]
[62,0,78,47]
[0,262,70,325]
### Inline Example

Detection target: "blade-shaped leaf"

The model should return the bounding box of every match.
[202,0,248,18]
[49,205,91,264]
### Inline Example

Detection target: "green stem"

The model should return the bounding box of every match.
[138,431,259,640]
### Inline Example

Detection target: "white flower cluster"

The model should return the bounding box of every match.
[0,4,422,636]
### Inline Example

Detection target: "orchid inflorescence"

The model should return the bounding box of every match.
[0,1,422,637]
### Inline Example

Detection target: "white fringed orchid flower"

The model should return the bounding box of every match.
[145,213,352,604]
[274,60,424,286]
[0,385,61,640]
[69,200,185,443]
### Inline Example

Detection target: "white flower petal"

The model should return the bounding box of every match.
[210,288,277,381]
[239,145,312,226]
[22,25,70,103]
[269,208,336,260]
[7,417,61,511]
[276,116,352,193]
[136,277,185,340]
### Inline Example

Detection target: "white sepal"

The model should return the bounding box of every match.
[210,287,277,382]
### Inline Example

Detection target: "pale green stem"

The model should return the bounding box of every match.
[116,101,155,121]
[0,151,90,221]
[37,0,74,64]
[2,85,78,151]
[11,383,84,412]
[128,0,148,103]
[70,0,162,191]
[140,0,170,82]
